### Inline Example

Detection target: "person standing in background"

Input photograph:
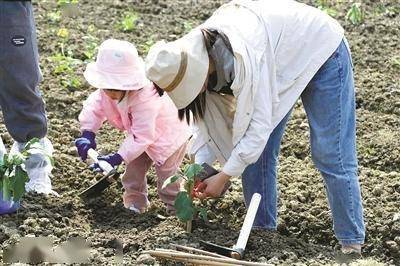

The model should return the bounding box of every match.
[0,0,55,214]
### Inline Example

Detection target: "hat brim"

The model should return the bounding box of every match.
[84,60,149,91]
[166,30,209,110]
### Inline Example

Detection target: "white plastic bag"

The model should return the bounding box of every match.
[0,135,6,161]
[11,138,58,196]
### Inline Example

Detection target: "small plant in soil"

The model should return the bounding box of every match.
[57,0,79,6]
[0,138,52,202]
[316,0,338,17]
[51,28,82,90]
[183,21,194,33]
[118,12,139,32]
[139,38,155,55]
[48,11,62,23]
[82,25,99,61]
[163,163,208,232]
[347,3,364,25]
[390,56,400,69]
[49,53,82,90]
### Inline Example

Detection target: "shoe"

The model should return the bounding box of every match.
[25,174,59,196]
[336,243,362,263]
[341,244,362,255]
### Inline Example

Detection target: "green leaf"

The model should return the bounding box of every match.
[198,207,208,221]
[347,3,364,25]
[162,175,180,190]
[174,191,195,222]
[24,138,40,151]
[2,154,9,168]
[12,166,28,201]
[2,176,11,201]
[9,154,25,166]
[184,163,203,179]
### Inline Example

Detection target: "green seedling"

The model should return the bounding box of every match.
[50,53,81,74]
[82,35,98,60]
[61,76,82,90]
[347,3,364,25]
[391,57,400,69]
[48,10,61,23]
[0,138,53,202]
[163,163,208,232]
[82,25,99,60]
[57,0,78,6]
[183,21,193,33]
[49,53,82,89]
[139,38,155,55]
[118,12,139,32]
[316,0,338,17]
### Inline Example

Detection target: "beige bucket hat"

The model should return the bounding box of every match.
[145,29,209,109]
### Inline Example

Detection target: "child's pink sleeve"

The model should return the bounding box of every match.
[78,90,107,133]
[118,98,160,163]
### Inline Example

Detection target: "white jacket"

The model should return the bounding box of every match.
[192,0,344,176]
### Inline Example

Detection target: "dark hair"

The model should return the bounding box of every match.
[177,28,234,125]
[153,82,164,97]
[178,91,207,124]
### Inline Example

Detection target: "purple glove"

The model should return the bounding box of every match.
[0,191,20,215]
[89,153,123,172]
[75,131,96,161]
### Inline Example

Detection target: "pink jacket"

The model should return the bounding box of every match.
[78,84,191,165]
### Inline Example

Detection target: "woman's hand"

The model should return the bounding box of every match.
[195,171,231,199]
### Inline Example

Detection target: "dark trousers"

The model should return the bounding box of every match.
[0,1,47,142]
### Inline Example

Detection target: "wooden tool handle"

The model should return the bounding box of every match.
[234,193,261,252]
[87,148,114,174]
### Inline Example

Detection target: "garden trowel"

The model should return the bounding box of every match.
[79,149,120,199]
[200,193,262,259]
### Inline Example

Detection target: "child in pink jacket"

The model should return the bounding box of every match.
[75,39,191,214]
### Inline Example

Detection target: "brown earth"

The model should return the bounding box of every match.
[1,0,399,265]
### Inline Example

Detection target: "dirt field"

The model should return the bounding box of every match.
[1,0,399,265]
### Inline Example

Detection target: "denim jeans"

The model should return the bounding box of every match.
[242,40,365,245]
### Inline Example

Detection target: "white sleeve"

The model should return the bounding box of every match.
[222,64,274,176]
[195,143,217,165]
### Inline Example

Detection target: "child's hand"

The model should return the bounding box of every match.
[75,131,96,160]
[89,153,123,172]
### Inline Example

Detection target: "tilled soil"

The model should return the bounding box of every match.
[1,0,399,265]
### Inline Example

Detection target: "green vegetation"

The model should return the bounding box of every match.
[82,25,99,60]
[47,10,62,23]
[183,21,193,33]
[0,139,52,202]
[317,0,338,17]
[49,54,82,90]
[163,163,207,224]
[390,57,400,69]
[57,0,79,6]
[347,3,364,25]
[139,38,155,55]
[118,12,139,32]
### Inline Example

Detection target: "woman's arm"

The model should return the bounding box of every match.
[223,63,274,177]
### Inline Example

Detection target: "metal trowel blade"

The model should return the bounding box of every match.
[79,170,119,199]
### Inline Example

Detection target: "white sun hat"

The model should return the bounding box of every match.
[84,39,149,91]
[145,29,209,109]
